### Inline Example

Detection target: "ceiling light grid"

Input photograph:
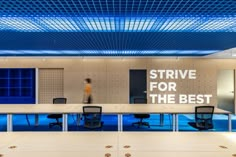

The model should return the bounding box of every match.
[0,50,218,56]
[0,0,235,32]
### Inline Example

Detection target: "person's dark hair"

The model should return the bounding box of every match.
[85,78,91,84]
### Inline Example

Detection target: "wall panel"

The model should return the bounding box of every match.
[1,58,235,106]
[38,68,64,103]
[106,59,129,103]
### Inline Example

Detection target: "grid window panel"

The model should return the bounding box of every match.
[0,68,35,104]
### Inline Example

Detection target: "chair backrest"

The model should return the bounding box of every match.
[195,106,214,130]
[53,98,67,104]
[83,106,102,129]
[133,98,147,104]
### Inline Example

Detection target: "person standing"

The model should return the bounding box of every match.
[78,78,93,125]
[83,78,92,104]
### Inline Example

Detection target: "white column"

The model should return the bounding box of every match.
[62,114,68,131]
[7,114,13,132]
[228,114,232,132]
[118,114,123,131]
[172,114,176,132]
[175,114,179,131]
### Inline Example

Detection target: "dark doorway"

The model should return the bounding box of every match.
[129,69,147,103]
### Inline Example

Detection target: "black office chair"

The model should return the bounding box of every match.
[188,106,214,131]
[132,98,150,128]
[83,106,103,130]
[47,98,67,128]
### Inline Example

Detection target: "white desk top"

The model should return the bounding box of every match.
[0,132,236,157]
[119,151,234,157]
[0,104,120,114]
[0,104,230,114]
[0,132,118,157]
[119,132,236,157]
[120,103,230,114]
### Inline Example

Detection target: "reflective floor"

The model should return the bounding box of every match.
[0,114,235,132]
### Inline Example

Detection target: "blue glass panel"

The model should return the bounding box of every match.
[0,68,35,104]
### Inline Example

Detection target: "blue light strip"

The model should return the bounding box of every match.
[0,50,217,56]
[0,16,236,32]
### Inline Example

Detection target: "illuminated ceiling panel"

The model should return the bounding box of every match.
[0,50,218,56]
[0,16,236,32]
[0,0,235,56]
[0,0,235,32]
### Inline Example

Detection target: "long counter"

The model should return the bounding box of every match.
[0,104,231,132]
[0,132,236,157]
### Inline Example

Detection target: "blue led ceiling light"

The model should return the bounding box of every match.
[0,16,236,32]
[0,0,234,57]
[0,50,217,56]
[0,0,236,32]
[0,0,235,16]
